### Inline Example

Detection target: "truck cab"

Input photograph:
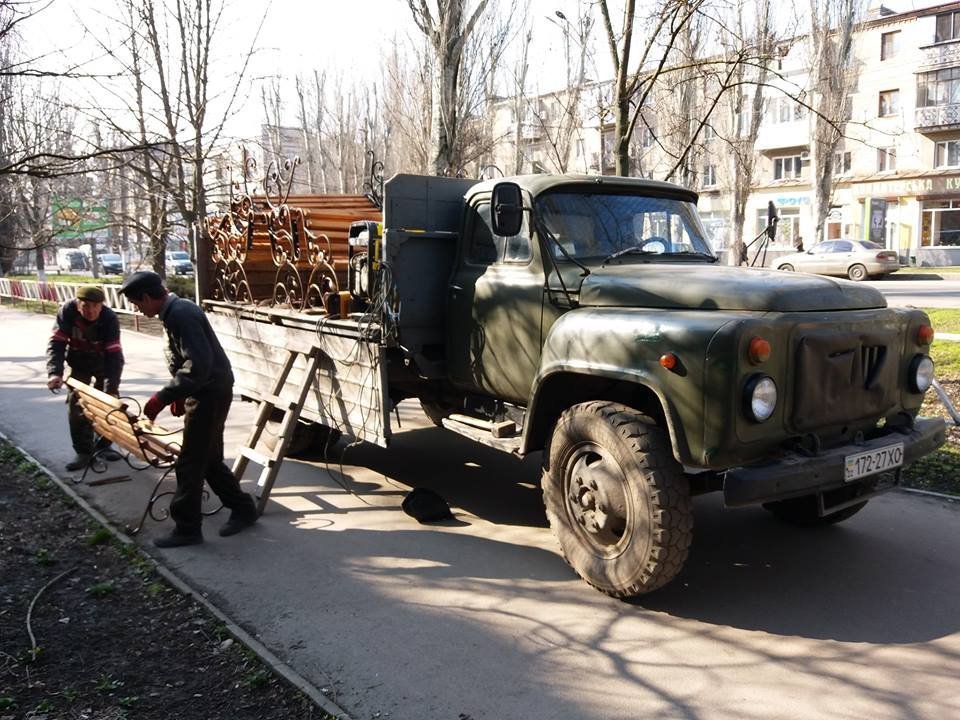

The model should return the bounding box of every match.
[376,173,945,597]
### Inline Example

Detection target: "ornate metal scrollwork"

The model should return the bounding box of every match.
[272,260,305,309]
[214,258,253,304]
[363,149,385,209]
[302,232,338,309]
[263,156,300,211]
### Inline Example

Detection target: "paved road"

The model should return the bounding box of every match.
[865,278,960,308]
[3,307,960,720]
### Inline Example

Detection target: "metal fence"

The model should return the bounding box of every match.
[0,278,139,315]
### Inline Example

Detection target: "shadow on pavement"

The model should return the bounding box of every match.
[640,494,960,644]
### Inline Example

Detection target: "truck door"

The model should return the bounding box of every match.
[447,198,544,404]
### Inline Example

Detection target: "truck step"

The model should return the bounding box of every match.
[447,413,518,438]
[441,416,522,455]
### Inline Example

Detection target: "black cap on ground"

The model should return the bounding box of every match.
[119,270,164,299]
[401,487,454,524]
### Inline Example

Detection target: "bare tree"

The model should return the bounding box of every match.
[807,0,858,243]
[721,0,775,263]
[406,0,492,175]
[597,0,707,176]
[5,81,77,278]
[81,0,264,276]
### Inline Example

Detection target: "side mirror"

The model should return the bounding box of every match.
[491,182,523,237]
[765,201,778,240]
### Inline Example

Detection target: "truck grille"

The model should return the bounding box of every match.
[792,332,898,432]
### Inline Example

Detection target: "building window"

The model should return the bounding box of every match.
[922,200,960,246]
[833,151,852,175]
[935,139,960,167]
[641,126,655,148]
[702,165,717,187]
[935,11,960,43]
[878,89,900,117]
[877,147,896,172]
[756,206,800,248]
[917,67,960,107]
[773,155,803,180]
[881,31,900,60]
[766,96,806,124]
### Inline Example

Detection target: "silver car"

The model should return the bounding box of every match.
[775,239,900,281]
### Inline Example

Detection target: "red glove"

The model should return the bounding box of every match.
[170,398,186,417]
[143,394,165,422]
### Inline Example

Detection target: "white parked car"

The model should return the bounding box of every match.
[165,250,193,276]
[775,239,900,281]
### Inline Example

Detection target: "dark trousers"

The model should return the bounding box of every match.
[169,384,255,532]
[67,371,111,455]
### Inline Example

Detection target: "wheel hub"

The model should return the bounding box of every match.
[566,447,628,550]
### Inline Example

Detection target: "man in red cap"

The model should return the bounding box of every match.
[119,270,256,547]
[46,285,125,470]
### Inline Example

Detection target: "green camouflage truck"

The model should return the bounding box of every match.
[204,173,946,598]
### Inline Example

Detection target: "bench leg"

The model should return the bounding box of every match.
[73,449,109,484]
[126,468,221,535]
[126,467,176,536]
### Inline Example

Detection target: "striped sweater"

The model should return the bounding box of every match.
[46,300,124,393]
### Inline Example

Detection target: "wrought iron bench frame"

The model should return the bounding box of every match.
[65,378,219,534]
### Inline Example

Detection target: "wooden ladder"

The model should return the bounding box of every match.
[231,347,323,515]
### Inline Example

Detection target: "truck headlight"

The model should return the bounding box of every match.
[744,374,777,422]
[909,355,934,394]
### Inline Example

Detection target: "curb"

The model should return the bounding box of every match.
[0,430,351,720]
[897,486,960,503]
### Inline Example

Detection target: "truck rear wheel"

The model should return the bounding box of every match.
[542,401,693,598]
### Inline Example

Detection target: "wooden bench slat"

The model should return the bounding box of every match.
[68,378,180,465]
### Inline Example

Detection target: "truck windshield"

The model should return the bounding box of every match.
[536,192,714,263]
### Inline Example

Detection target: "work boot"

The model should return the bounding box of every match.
[65,454,92,471]
[153,527,204,548]
[219,510,257,537]
[98,449,123,462]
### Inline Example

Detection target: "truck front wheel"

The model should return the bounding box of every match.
[542,401,693,598]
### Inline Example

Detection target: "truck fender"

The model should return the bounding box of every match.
[520,362,690,464]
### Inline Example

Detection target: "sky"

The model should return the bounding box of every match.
[14,0,955,143]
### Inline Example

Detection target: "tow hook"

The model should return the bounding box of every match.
[932,378,960,427]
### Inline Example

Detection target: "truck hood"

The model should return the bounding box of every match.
[578,264,886,312]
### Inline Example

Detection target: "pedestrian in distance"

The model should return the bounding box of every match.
[118,270,257,548]
[46,285,124,471]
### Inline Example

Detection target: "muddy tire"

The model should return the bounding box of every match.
[847,263,867,281]
[763,494,868,526]
[542,401,693,598]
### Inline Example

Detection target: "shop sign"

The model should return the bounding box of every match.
[774,195,810,206]
[855,175,960,198]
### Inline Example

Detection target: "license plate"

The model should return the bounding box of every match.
[844,442,904,482]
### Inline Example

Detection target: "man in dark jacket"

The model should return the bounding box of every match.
[46,285,125,471]
[119,270,257,548]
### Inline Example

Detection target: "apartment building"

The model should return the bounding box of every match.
[492,1,960,265]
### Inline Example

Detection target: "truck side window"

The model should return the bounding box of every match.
[466,203,504,265]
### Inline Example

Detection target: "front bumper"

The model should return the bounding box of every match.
[723,416,946,507]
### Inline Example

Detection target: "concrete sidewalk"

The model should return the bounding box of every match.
[4,306,960,720]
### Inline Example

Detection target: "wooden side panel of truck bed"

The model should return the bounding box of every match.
[207,310,391,447]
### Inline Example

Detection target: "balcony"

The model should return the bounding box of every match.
[919,40,960,71]
[915,103,960,131]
